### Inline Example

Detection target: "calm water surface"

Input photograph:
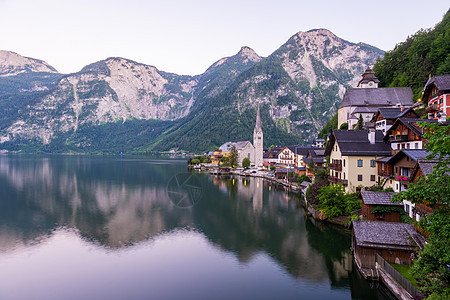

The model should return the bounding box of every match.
[0,155,392,299]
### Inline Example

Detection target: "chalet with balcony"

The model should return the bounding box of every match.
[360,191,403,223]
[383,118,447,152]
[278,146,296,166]
[382,149,428,193]
[325,130,392,192]
[304,149,326,178]
[374,107,419,135]
[423,74,450,119]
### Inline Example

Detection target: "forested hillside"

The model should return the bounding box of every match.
[373,10,450,100]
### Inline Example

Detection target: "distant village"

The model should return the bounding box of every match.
[190,68,450,299]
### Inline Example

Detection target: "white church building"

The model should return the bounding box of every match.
[219,104,264,167]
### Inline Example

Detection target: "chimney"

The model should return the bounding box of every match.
[401,106,405,112]
[368,128,376,144]
[438,112,447,123]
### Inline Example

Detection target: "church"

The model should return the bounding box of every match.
[219,104,264,167]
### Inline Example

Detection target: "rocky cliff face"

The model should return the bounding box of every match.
[0,50,58,76]
[0,29,384,152]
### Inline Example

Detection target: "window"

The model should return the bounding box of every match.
[370,175,375,181]
[402,144,405,149]
[343,159,345,167]
[397,144,400,150]
[415,143,418,149]
[357,160,363,167]
[357,174,363,181]
[439,98,443,104]
[370,160,375,167]
[343,172,345,179]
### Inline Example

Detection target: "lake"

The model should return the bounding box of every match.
[0,155,393,299]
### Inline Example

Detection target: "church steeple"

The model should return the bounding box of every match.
[255,103,262,133]
[253,103,263,167]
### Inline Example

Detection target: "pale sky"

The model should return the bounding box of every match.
[1,0,448,75]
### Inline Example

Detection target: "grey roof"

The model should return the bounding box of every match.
[325,130,392,156]
[386,149,429,164]
[376,107,417,120]
[416,159,439,177]
[313,149,325,156]
[424,75,450,91]
[295,146,321,156]
[384,118,450,141]
[375,156,392,163]
[352,106,380,114]
[360,191,401,206]
[234,141,253,150]
[339,87,413,109]
[353,221,425,250]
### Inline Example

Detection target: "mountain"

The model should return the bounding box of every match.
[0,30,384,153]
[148,29,384,152]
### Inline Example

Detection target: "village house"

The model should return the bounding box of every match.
[374,107,419,135]
[338,67,414,128]
[263,147,283,165]
[360,191,403,223]
[352,221,425,277]
[404,158,440,221]
[304,149,326,178]
[325,129,392,193]
[293,146,321,176]
[311,138,326,148]
[278,146,296,166]
[384,118,447,152]
[423,74,450,120]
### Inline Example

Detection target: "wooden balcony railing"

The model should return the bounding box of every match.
[426,103,440,113]
[328,176,348,185]
[329,163,342,171]
[389,135,408,142]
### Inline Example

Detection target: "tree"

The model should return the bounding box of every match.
[298,174,311,184]
[242,157,250,169]
[228,146,239,168]
[393,123,449,298]
[317,184,360,218]
[356,114,364,130]
[339,122,348,130]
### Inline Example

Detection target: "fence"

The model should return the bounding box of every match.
[376,254,422,298]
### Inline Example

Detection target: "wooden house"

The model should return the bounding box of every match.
[423,75,450,120]
[352,221,425,278]
[360,191,403,222]
[374,107,419,135]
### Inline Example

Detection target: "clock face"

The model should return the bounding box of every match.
[369,81,373,86]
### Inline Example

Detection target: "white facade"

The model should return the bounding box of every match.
[390,141,423,151]
[253,105,264,167]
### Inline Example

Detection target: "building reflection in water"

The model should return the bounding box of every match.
[0,156,362,293]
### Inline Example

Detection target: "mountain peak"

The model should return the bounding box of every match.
[0,50,58,76]
[237,46,261,62]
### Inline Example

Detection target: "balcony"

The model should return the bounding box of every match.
[389,135,408,142]
[328,176,348,185]
[329,163,342,171]
[378,169,393,178]
[426,103,440,113]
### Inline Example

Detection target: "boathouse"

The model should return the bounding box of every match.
[360,191,403,222]
[352,221,425,277]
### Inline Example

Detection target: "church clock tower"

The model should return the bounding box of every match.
[253,104,263,167]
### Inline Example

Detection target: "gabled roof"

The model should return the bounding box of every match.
[234,141,253,150]
[353,221,425,250]
[375,107,418,120]
[383,118,449,142]
[325,130,392,156]
[339,87,413,109]
[386,149,429,165]
[360,191,401,206]
[358,67,380,86]
[424,75,450,92]
[294,146,321,156]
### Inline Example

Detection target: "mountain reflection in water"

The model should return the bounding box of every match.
[0,156,388,299]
